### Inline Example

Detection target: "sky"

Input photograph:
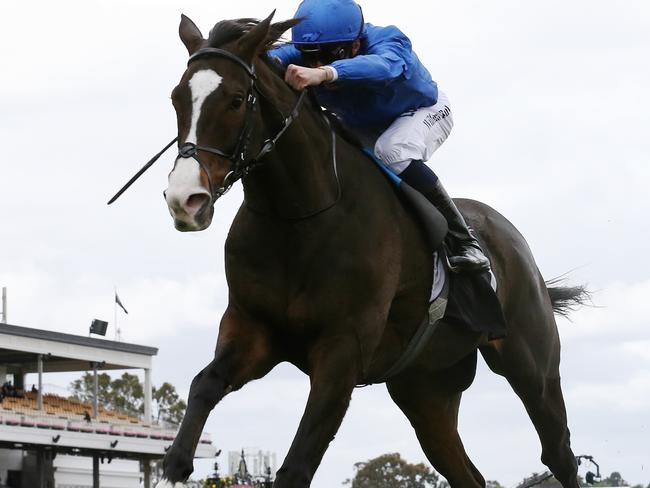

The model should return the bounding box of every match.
[1,0,649,486]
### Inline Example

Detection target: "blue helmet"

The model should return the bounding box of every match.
[292,0,365,45]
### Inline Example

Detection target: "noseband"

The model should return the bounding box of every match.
[107,48,305,205]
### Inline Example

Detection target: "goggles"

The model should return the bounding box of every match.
[295,43,352,66]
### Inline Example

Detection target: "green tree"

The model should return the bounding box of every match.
[70,372,112,405]
[70,372,143,416]
[593,471,627,487]
[486,481,505,488]
[153,382,187,425]
[110,372,144,416]
[344,453,449,488]
[69,373,185,423]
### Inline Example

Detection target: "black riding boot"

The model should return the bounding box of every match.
[399,160,491,272]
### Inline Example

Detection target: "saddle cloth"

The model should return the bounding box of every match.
[429,251,505,339]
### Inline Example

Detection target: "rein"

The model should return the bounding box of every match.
[107,47,306,205]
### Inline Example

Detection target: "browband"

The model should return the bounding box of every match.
[188,48,257,79]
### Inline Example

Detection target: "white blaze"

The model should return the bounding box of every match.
[167,157,204,197]
[166,69,222,218]
[187,69,222,144]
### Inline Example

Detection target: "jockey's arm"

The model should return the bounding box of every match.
[329,40,408,82]
[269,43,302,69]
[284,36,410,91]
[270,44,329,90]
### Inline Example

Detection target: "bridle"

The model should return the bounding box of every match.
[107,47,306,205]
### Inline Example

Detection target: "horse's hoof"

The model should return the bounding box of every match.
[161,447,194,485]
[155,480,186,488]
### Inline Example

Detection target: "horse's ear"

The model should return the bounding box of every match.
[237,10,275,63]
[268,18,302,46]
[179,14,205,55]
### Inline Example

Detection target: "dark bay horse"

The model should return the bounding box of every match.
[153,13,587,488]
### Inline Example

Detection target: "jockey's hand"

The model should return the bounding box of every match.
[285,64,329,91]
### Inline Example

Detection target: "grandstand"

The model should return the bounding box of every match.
[0,322,215,488]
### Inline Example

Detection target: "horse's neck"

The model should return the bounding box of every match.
[241,74,338,219]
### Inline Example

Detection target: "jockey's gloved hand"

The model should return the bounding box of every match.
[285,64,335,91]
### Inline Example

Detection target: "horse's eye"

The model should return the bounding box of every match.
[231,95,245,110]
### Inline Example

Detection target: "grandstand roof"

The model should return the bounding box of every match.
[0,323,216,471]
[0,322,158,372]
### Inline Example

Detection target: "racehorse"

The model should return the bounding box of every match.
[148,13,588,488]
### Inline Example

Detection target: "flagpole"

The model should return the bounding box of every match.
[114,286,118,341]
[114,289,129,341]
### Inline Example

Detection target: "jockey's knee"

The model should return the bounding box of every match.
[373,145,417,175]
[374,136,426,175]
[384,159,413,174]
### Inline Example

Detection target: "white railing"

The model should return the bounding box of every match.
[1,409,212,445]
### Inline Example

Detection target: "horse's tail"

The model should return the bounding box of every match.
[545,276,591,318]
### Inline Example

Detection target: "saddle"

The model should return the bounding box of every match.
[364,151,507,382]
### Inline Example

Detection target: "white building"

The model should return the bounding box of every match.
[227,448,276,478]
[0,322,215,488]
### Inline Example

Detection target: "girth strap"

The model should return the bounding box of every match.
[370,271,449,384]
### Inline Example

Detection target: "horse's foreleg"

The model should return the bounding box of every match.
[273,336,359,488]
[157,306,278,486]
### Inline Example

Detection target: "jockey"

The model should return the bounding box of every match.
[271,0,490,272]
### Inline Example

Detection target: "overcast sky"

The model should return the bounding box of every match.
[1,0,649,486]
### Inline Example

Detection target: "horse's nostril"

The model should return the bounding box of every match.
[163,190,167,199]
[185,193,210,212]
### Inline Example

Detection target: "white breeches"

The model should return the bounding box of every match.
[374,90,454,174]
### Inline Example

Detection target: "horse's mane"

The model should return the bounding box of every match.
[207,18,291,72]
[206,18,365,151]
[208,19,261,49]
